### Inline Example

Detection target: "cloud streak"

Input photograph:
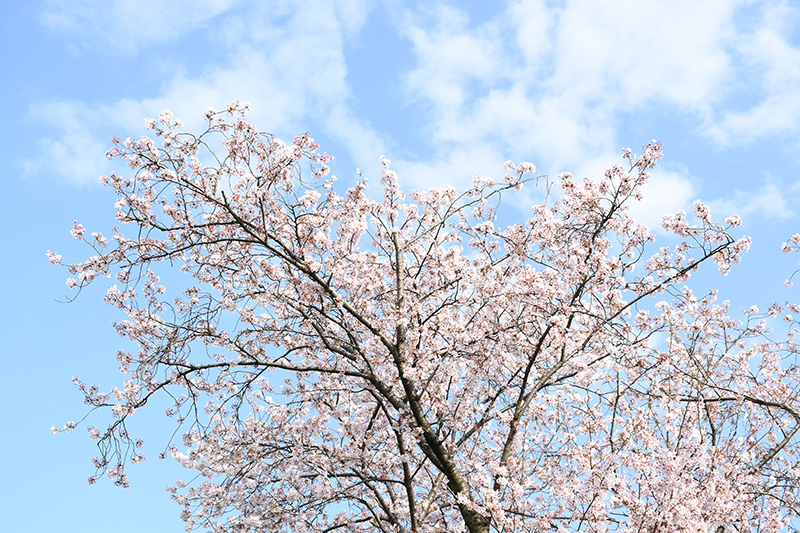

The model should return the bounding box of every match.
[40,0,240,53]
[27,0,800,227]
[392,0,800,223]
[27,0,387,184]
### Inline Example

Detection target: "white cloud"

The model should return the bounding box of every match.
[508,0,552,69]
[391,0,744,194]
[32,0,800,216]
[24,101,116,185]
[331,0,376,36]
[401,4,504,111]
[707,1,800,144]
[40,0,240,53]
[709,181,794,223]
[322,106,389,178]
[28,0,388,185]
[542,0,737,110]
[393,144,508,193]
[627,168,697,232]
[387,0,800,225]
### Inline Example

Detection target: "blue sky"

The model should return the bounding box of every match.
[3,1,800,531]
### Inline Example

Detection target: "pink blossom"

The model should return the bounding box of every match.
[46,250,61,264]
[158,110,173,124]
[70,221,85,239]
[51,106,800,533]
[725,215,742,227]
[693,199,710,221]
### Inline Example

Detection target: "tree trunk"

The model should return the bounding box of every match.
[459,505,491,533]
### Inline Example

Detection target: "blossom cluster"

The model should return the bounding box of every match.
[52,106,800,533]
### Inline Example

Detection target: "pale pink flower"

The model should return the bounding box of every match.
[70,221,85,239]
[725,215,742,227]
[46,250,61,264]
[51,109,800,532]
[158,110,173,124]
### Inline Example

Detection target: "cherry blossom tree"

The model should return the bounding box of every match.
[52,103,800,533]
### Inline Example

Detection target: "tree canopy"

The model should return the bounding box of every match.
[53,103,800,533]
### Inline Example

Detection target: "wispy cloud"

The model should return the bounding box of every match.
[24,100,116,185]
[395,0,742,171]
[389,0,799,225]
[27,0,387,184]
[401,4,505,112]
[628,168,698,232]
[707,1,800,144]
[40,0,240,53]
[29,0,800,227]
[709,180,795,223]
